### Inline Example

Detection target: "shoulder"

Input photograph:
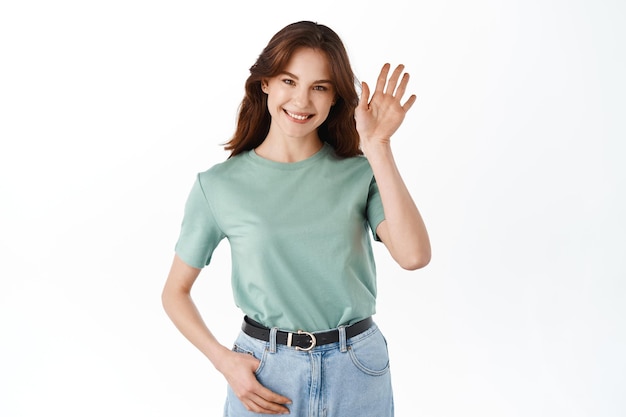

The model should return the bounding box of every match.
[197,153,248,183]
[324,148,374,176]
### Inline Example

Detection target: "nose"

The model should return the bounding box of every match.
[292,86,310,108]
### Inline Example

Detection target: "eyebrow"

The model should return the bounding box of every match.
[280,71,333,85]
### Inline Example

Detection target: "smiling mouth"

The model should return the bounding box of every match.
[284,109,312,121]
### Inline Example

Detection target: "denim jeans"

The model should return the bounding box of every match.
[223,322,394,417]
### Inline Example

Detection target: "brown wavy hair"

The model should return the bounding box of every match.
[224,21,361,158]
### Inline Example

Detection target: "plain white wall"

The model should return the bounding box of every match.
[1,1,624,416]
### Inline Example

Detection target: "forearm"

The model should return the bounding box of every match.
[161,288,230,368]
[365,143,431,270]
[161,258,292,413]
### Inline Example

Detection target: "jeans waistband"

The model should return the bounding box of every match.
[241,316,374,352]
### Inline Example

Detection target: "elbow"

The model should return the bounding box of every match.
[400,257,430,271]
[398,250,431,271]
[161,283,180,314]
[161,287,172,313]
[161,279,193,314]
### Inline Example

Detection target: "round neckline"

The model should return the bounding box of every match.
[247,142,332,170]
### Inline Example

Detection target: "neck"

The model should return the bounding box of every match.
[255,135,323,163]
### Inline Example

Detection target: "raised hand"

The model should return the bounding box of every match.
[354,63,416,153]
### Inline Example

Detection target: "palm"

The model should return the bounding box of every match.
[355,63,416,147]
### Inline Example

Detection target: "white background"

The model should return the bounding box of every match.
[1,1,624,416]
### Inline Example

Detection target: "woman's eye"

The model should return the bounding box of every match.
[282,79,295,86]
[313,85,328,91]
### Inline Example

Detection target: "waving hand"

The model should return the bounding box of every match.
[354,63,416,152]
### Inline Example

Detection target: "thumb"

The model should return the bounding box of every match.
[358,81,370,111]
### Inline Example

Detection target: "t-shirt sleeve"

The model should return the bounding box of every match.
[366,176,385,242]
[174,174,226,269]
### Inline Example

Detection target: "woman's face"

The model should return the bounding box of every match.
[262,48,336,144]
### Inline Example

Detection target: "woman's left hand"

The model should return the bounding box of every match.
[354,63,416,152]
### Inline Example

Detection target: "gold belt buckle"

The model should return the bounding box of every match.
[287,330,317,351]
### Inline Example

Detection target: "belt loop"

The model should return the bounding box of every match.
[338,325,347,353]
[269,327,278,353]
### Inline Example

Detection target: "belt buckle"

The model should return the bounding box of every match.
[288,330,317,351]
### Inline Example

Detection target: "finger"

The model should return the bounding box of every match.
[358,81,371,110]
[374,63,391,94]
[402,94,417,112]
[385,64,405,96]
[248,389,292,414]
[255,384,292,409]
[247,396,290,414]
[256,384,292,405]
[393,72,411,101]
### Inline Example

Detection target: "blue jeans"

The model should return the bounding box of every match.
[223,322,394,417]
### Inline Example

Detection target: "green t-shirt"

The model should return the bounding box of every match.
[175,143,385,332]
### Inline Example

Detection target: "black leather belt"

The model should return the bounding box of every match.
[242,316,374,351]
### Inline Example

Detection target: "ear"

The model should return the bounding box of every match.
[261,79,269,93]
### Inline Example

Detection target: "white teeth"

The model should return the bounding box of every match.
[286,110,309,120]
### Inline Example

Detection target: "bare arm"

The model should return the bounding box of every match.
[161,254,291,414]
[355,63,431,270]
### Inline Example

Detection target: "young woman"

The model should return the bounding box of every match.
[162,21,431,416]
